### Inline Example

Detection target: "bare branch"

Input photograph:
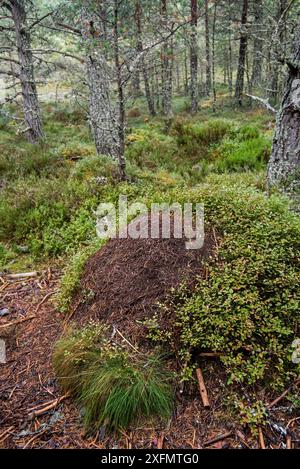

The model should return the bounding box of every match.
[245,94,277,114]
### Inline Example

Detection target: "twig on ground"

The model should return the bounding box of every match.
[35,290,58,313]
[0,314,36,330]
[203,431,232,447]
[196,368,210,409]
[267,378,300,409]
[157,432,165,449]
[258,427,266,449]
[28,394,69,420]
[5,272,38,279]
[286,435,292,449]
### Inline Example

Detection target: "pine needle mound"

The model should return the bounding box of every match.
[53,324,173,431]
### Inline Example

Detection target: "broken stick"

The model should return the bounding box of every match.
[203,431,232,447]
[258,427,266,449]
[196,368,210,409]
[0,314,36,330]
[28,394,69,420]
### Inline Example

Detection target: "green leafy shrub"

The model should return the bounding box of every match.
[145,176,300,388]
[53,324,173,431]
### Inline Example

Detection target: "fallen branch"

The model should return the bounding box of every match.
[157,432,165,449]
[0,314,36,330]
[258,427,266,449]
[203,431,232,447]
[245,94,277,114]
[5,272,38,280]
[196,368,210,409]
[28,394,69,420]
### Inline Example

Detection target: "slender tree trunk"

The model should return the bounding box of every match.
[235,0,249,105]
[113,0,127,180]
[268,22,300,191]
[184,49,189,95]
[10,0,43,143]
[269,0,288,105]
[135,0,156,116]
[161,0,173,117]
[251,0,264,87]
[212,2,217,112]
[205,0,212,96]
[190,0,198,113]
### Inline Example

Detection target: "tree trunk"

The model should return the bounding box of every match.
[10,0,43,143]
[190,0,198,113]
[113,0,127,180]
[205,0,212,96]
[135,0,156,116]
[212,2,217,112]
[269,0,288,105]
[86,55,118,159]
[251,0,263,87]
[268,22,300,191]
[235,0,249,105]
[161,0,173,117]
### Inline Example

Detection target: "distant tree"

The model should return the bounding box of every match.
[235,0,249,105]
[0,0,44,142]
[190,0,198,113]
[268,21,300,191]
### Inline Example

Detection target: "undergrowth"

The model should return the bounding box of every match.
[53,324,173,431]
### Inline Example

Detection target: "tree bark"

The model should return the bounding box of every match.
[205,0,212,96]
[251,0,263,87]
[86,55,118,159]
[113,0,127,180]
[135,0,156,116]
[161,0,173,117]
[235,0,249,105]
[269,0,288,105]
[10,0,43,143]
[268,22,300,191]
[190,0,198,113]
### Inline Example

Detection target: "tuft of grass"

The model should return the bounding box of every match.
[53,324,173,431]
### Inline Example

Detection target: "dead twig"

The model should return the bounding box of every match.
[203,431,232,447]
[0,314,36,330]
[286,435,292,449]
[22,429,47,449]
[5,272,38,279]
[196,368,210,409]
[35,290,58,313]
[28,394,69,420]
[258,427,266,449]
[267,378,300,409]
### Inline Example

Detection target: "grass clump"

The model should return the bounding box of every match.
[53,324,173,431]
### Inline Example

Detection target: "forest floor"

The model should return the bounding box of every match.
[0,97,299,449]
[0,268,299,450]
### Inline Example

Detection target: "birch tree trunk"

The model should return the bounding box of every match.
[190,0,198,113]
[10,0,43,143]
[235,0,249,105]
[268,22,300,191]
